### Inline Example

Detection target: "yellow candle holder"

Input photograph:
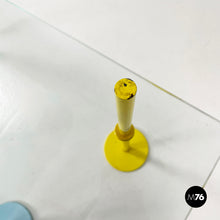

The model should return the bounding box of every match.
[104,78,149,172]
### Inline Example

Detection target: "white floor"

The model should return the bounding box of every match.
[1,1,220,219]
[188,157,220,220]
[9,0,220,120]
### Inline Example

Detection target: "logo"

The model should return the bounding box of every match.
[185,186,207,208]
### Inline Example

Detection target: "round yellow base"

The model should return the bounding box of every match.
[104,129,149,172]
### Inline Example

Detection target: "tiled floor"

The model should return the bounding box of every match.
[0,0,220,219]
[9,0,220,120]
[188,157,220,220]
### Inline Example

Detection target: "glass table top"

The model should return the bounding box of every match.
[0,0,220,219]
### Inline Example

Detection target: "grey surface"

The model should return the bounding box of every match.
[0,1,220,219]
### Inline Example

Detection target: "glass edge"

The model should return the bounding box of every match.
[3,0,220,125]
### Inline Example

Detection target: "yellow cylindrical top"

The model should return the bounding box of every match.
[114,78,137,133]
[114,78,137,100]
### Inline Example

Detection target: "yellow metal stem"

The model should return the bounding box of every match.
[104,78,149,172]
